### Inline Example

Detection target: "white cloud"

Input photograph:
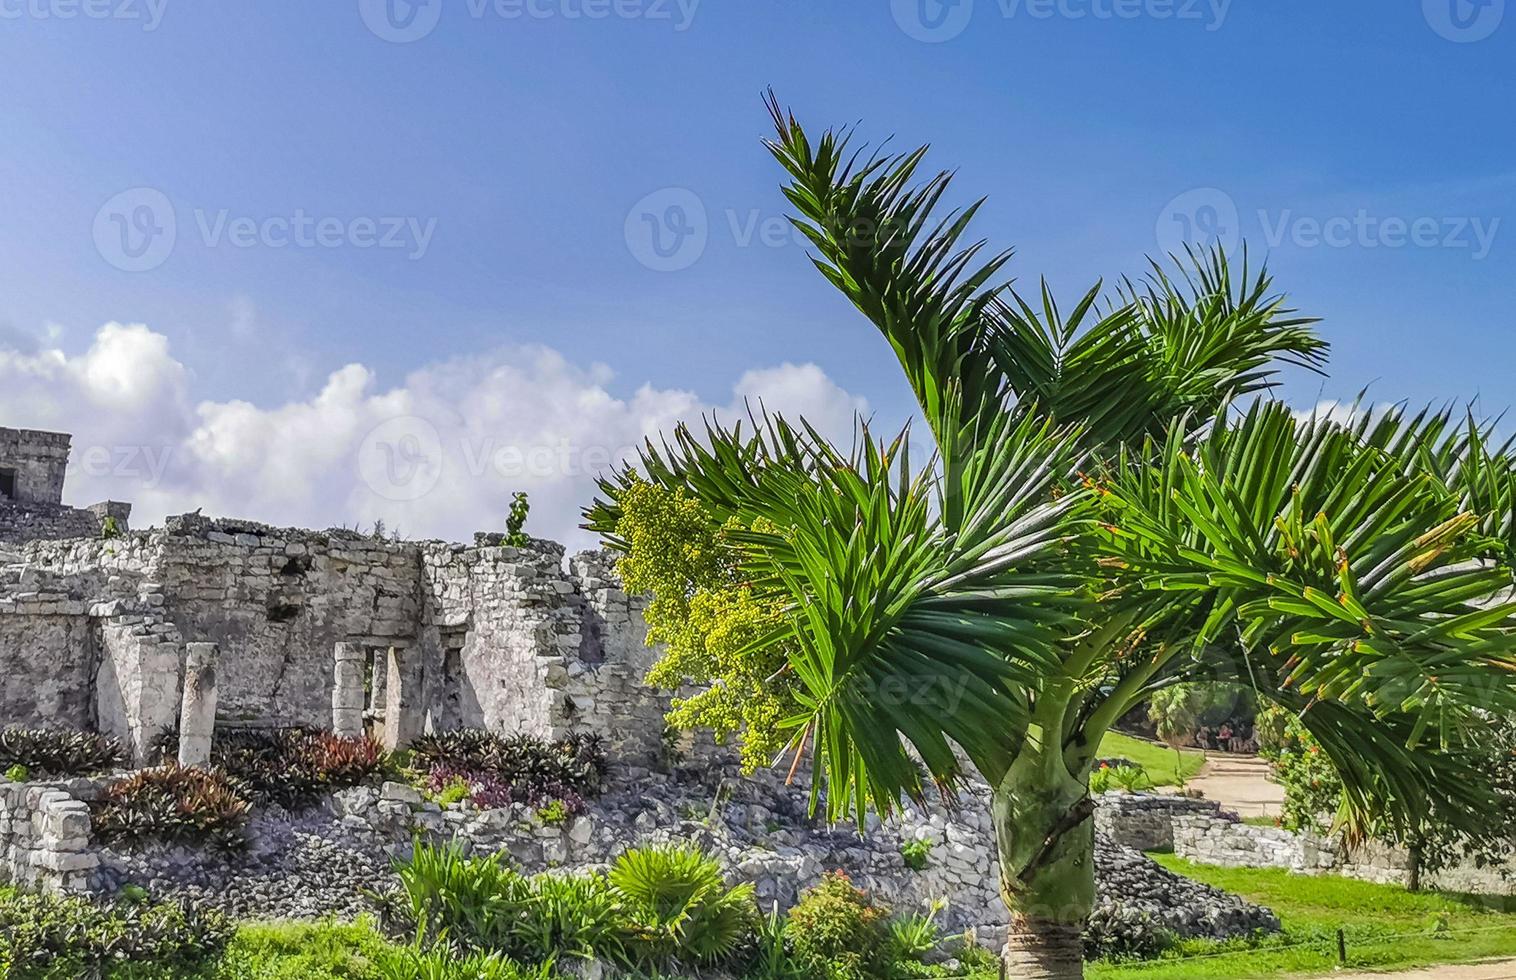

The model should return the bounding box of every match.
[0,323,872,551]
[1291,398,1400,429]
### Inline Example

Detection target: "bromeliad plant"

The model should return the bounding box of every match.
[585,96,1516,977]
[0,728,125,778]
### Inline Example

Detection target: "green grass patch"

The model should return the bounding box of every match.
[1089,856,1516,980]
[1098,732,1206,787]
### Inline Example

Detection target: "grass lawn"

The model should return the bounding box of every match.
[1089,856,1516,980]
[1098,731,1207,787]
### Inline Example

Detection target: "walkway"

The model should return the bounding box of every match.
[1331,958,1516,979]
[1186,751,1283,818]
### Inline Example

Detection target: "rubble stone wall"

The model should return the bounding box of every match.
[0,501,104,545]
[1175,811,1516,895]
[1094,792,1220,852]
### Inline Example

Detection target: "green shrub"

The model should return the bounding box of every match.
[886,898,945,964]
[388,840,756,972]
[1082,902,1178,961]
[505,492,531,547]
[429,775,472,807]
[0,728,125,778]
[744,901,808,980]
[1111,764,1151,793]
[389,841,623,965]
[378,946,558,980]
[526,872,625,964]
[91,764,251,850]
[0,890,233,978]
[4,764,28,783]
[898,838,932,871]
[395,841,531,952]
[785,871,891,980]
[536,799,570,825]
[1275,740,1342,834]
[1089,764,1114,795]
[609,844,758,966]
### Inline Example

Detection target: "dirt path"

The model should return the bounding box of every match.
[1186,751,1283,818]
[1329,958,1516,979]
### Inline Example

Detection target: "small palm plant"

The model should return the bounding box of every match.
[609,844,758,965]
[587,97,1516,978]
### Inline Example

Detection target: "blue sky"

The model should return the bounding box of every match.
[1,0,1513,544]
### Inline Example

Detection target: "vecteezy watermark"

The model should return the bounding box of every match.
[358,0,699,43]
[0,0,167,30]
[624,187,709,272]
[892,0,1230,42]
[1155,187,1241,257]
[891,0,975,42]
[460,437,641,480]
[93,188,178,273]
[359,416,445,502]
[93,188,438,272]
[1257,209,1501,258]
[1423,0,1503,41]
[358,418,643,500]
[1156,187,1501,260]
[193,210,437,260]
[74,442,174,489]
[625,187,921,271]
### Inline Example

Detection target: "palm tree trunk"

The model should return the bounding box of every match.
[992,752,1095,979]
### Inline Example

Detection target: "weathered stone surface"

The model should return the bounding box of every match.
[178,642,219,766]
[4,517,672,765]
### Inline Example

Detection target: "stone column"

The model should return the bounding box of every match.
[177,643,219,767]
[332,642,366,738]
[94,621,184,765]
[383,645,423,751]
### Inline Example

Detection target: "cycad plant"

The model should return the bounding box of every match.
[586,98,1516,978]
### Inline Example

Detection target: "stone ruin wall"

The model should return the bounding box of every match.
[0,502,107,546]
[1,514,672,765]
[1174,809,1516,895]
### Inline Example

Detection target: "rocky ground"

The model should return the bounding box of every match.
[1094,835,1280,940]
[89,761,1282,952]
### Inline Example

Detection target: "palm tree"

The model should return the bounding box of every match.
[586,99,1516,978]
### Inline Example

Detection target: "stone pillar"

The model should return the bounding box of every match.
[383,645,422,751]
[94,620,184,765]
[332,642,366,737]
[177,643,219,767]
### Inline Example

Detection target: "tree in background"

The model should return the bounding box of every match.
[1146,687,1206,788]
[585,99,1516,977]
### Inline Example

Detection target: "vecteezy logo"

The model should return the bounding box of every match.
[93,188,177,272]
[624,188,708,272]
[1155,187,1240,258]
[891,0,974,41]
[359,0,442,42]
[358,416,444,502]
[1424,0,1504,41]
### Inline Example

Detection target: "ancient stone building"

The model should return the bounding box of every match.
[0,428,666,765]
[0,427,132,545]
